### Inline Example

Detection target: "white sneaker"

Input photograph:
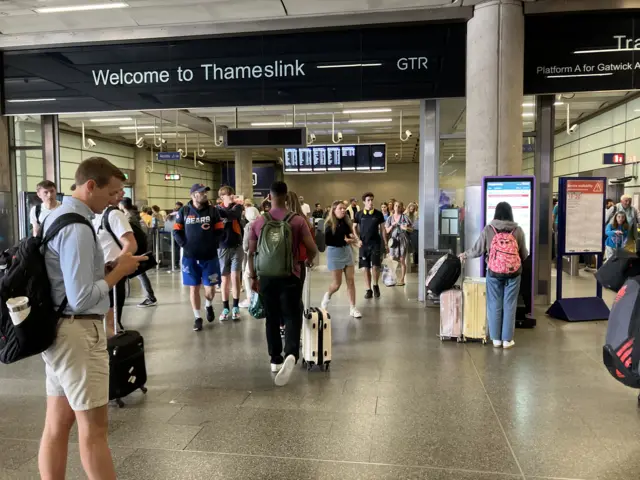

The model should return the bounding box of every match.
[270,363,283,373]
[350,306,362,318]
[321,293,331,310]
[503,340,515,349]
[274,354,296,387]
[493,340,502,348]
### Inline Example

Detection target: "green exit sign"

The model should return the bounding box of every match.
[123,173,129,180]
[165,173,181,181]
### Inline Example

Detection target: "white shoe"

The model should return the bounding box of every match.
[350,306,362,318]
[270,363,283,373]
[503,340,515,349]
[274,354,296,387]
[321,293,331,310]
[493,340,502,348]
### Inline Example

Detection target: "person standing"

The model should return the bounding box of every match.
[459,202,528,349]
[346,197,360,220]
[247,182,317,386]
[321,200,362,318]
[93,188,138,335]
[299,196,311,218]
[39,157,144,480]
[385,201,413,287]
[174,184,224,332]
[606,194,640,253]
[354,192,387,300]
[605,212,630,260]
[217,186,244,322]
[380,203,390,221]
[312,203,324,220]
[30,180,61,237]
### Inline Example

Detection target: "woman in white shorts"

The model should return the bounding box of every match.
[321,200,362,318]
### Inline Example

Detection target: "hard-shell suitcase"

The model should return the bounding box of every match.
[106,287,148,407]
[301,267,332,371]
[440,289,463,341]
[463,278,487,344]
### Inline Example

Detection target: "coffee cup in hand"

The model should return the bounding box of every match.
[7,297,30,326]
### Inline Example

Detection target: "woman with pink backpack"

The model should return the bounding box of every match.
[459,202,529,349]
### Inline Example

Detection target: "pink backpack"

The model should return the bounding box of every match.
[487,226,522,277]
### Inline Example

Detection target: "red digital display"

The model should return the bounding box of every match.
[603,153,625,165]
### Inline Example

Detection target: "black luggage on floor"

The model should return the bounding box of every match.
[426,253,461,296]
[596,250,640,292]
[106,288,147,407]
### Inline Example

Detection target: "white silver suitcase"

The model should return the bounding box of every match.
[301,267,332,371]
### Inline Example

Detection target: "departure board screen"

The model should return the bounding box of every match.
[285,144,385,173]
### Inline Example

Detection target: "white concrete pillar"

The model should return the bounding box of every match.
[235,149,253,199]
[464,0,524,276]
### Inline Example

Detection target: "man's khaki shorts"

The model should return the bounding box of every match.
[42,318,109,411]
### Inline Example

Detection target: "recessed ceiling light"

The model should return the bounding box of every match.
[144,132,179,137]
[120,125,155,131]
[316,63,382,69]
[7,98,56,103]
[554,101,565,106]
[522,103,535,107]
[348,118,393,124]
[90,117,133,122]
[522,113,535,118]
[343,108,392,114]
[251,122,292,127]
[35,2,129,13]
[25,129,36,133]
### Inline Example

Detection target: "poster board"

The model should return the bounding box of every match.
[563,179,606,254]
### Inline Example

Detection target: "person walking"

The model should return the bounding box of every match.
[346,197,360,220]
[217,186,244,322]
[385,201,412,287]
[354,192,387,299]
[459,202,528,349]
[247,181,317,386]
[240,205,260,308]
[605,212,630,260]
[606,194,640,253]
[321,200,362,318]
[381,203,390,221]
[173,184,224,332]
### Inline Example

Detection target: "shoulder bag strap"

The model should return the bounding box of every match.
[101,207,123,249]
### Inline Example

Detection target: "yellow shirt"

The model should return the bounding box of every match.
[140,212,152,227]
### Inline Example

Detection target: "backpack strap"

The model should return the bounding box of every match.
[100,207,123,249]
[283,212,297,224]
[42,213,96,245]
[262,212,273,222]
[35,204,42,225]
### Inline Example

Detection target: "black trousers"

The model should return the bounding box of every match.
[260,275,303,363]
[137,272,156,301]
[109,277,127,330]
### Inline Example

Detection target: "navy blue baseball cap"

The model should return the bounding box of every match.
[190,183,210,194]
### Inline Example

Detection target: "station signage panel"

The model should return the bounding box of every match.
[164,173,181,181]
[3,23,465,114]
[603,153,625,165]
[284,144,386,173]
[157,152,181,161]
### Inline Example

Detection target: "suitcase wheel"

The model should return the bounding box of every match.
[301,359,307,368]
[140,386,148,394]
[456,337,462,343]
[324,362,330,372]
[482,338,487,345]
[115,398,125,408]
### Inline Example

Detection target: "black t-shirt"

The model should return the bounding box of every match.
[355,209,385,246]
[325,219,352,247]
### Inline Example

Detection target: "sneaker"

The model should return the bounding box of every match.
[271,363,283,373]
[193,318,203,332]
[206,306,215,323]
[219,308,230,322]
[493,340,502,348]
[364,289,373,299]
[503,340,515,349]
[373,285,381,298]
[231,307,241,321]
[274,354,296,387]
[350,306,362,318]
[280,325,286,337]
[137,298,157,308]
[239,299,250,309]
[321,293,331,310]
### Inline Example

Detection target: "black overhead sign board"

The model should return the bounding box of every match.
[525,11,640,94]
[3,23,466,115]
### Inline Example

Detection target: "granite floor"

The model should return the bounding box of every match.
[0,267,638,480]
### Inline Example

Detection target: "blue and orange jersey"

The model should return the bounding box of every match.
[217,203,244,249]
[173,201,224,260]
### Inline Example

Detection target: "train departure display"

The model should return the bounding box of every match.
[284,144,385,173]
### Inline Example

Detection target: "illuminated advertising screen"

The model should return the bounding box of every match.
[484,179,533,252]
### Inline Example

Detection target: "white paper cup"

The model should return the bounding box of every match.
[7,297,30,326]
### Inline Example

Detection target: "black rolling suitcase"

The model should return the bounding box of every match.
[426,253,461,296]
[106,288,147,407]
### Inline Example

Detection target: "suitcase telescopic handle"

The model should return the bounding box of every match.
[303,266,311,313]
[104,285,118,335]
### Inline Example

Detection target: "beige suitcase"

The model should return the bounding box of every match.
[440,289,463,341]
[463,278,487,344]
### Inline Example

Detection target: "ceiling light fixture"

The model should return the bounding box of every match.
[90,117,133,122]
[251,121,292,127]
[35,2,129,13]
[522,113,535,118]
[120,125,155,131]
[348,118,393,124]
[522,103,535,107]
[7,98,56,103]
[316,63,382,69]
[554,101,565,106]
[343,108,392,114]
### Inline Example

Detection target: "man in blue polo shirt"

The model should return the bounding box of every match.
[174,183,224,332]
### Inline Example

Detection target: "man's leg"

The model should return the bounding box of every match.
[39,396,76,480]
[75,406,116,480]
[230,248,243,320]
[282,277,303,360]
[218,250,231,320]
[260,278,284,366]
[137,273,157,303]
[364,268,372,290]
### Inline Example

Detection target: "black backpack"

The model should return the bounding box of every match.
[101,206,148,255]
[0,213,95,364]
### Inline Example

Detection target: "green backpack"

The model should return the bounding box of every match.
[255,212,295,277]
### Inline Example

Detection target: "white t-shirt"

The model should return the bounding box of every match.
[301,203,311,216]
[92,208,133,263]
[30,201,61,227]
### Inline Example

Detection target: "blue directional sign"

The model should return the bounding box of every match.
[157,152,181,161]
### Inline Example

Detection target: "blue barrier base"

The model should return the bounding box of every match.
[546,297,610,322]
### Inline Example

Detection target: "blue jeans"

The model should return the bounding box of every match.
[486,273,521,342]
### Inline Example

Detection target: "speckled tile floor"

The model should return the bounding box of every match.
[0,268,638,480]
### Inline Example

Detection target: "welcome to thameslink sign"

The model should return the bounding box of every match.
[3,23,465,114]
[525,12,640,94]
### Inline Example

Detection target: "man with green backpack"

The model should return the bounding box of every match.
[247,181,317,387]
